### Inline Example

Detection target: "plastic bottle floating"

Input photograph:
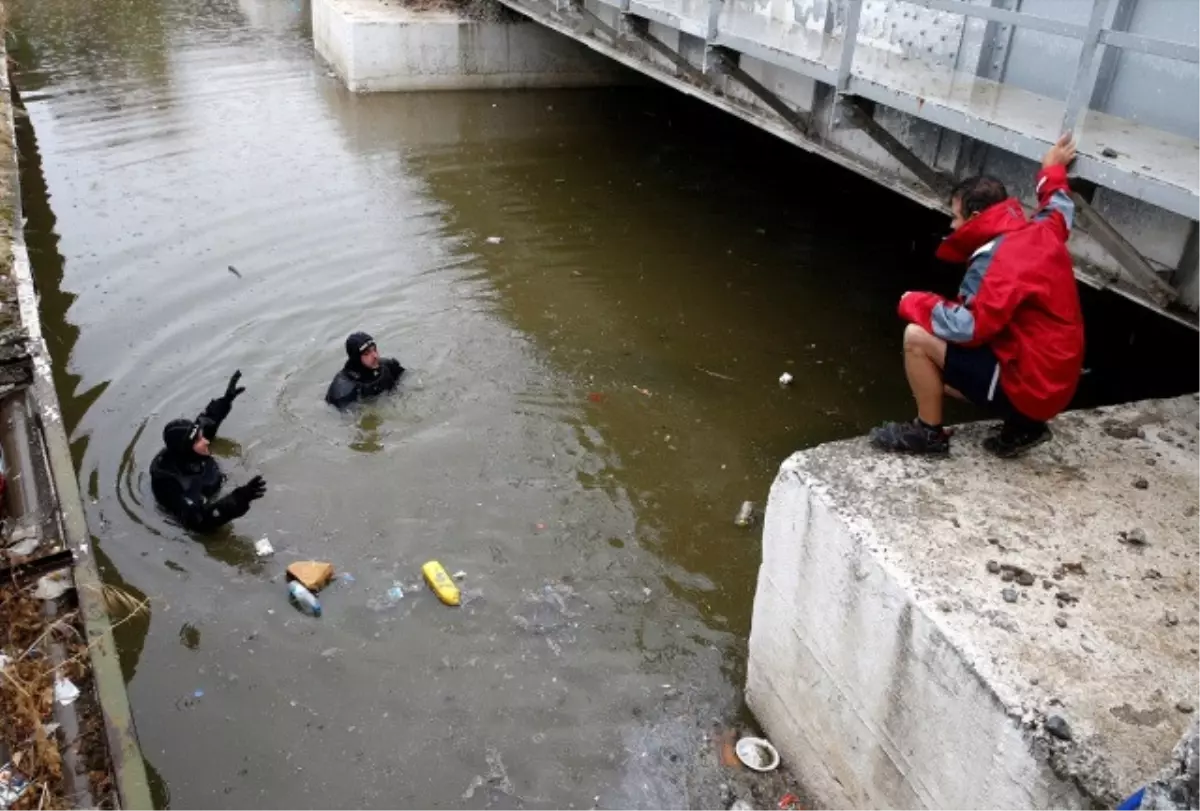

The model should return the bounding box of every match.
[288,581,322,617]
[422,561,461,606]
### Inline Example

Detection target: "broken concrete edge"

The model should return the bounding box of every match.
[1138,717,1199,810]
[0,38,154,810]
[746,397,1198,809]
[756,457,1120,807]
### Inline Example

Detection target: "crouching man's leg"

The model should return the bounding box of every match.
[869,324,952,455]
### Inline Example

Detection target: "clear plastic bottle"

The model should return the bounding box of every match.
[288,581,322,617]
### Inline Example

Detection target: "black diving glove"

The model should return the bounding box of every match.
[234,475,267,505]
[223,370,246,405]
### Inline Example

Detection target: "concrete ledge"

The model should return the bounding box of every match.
[313,0,625,91]
[747,396,1200,809]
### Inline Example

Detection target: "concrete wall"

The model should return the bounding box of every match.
[746,465,1087,808]
[746,396,1200,809]
[313,0,625,91]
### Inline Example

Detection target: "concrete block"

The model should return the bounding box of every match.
[747,395,1200,809]
[313,0,624,91]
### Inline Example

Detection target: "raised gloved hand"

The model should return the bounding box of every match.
[223,370,246,404]
[234,474,267,505]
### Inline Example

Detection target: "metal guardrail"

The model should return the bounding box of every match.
[588,0,1198,221]
[894,0,1200,141]
[904,0,1198,63]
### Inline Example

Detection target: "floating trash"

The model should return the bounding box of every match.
[423,561,460,607]
[0,762,30,808]
[288,581,322,617]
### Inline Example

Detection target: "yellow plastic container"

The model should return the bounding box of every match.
[422,561,461,606]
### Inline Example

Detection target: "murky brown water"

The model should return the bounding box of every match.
[9,0,1197,807]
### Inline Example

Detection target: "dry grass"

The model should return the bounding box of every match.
[0,581,147,809]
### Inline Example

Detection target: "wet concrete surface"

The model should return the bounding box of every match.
[6,0,1198,807]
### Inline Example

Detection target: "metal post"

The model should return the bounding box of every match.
[977,0,1020,82]
[706,0,722,40]
[1089,0,1134,112]
[834,0,864,92]
[1060,0,1112,135]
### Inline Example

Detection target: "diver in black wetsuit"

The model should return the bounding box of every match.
[149,371,267,532]
[324,331,405,410]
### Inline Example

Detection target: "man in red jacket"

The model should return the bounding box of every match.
[870,134,1085,457]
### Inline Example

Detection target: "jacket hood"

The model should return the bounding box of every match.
[343,331,378,376]
[936,197,1027,264]
[163,418,200,457]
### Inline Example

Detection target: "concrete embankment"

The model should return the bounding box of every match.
[0,25,151,809]
[313,0,628,91]
[747,395,1200,808]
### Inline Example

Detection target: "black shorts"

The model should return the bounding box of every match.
[943,344,1025,421]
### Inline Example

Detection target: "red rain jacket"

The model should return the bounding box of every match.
[899,165,1085,422]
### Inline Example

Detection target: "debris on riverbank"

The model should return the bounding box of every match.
[0,582,101,809]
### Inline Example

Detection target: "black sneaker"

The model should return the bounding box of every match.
[869,419,950,456]
[983,421,1051,458]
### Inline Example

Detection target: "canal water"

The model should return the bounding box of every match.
[8,0,1197,807]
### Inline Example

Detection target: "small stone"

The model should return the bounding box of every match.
[1030,677,1040,686]
[1045,715,1072,741]
[1043,579,1054,590]
[1176,701,1195,714]
[1081,640,1096,653]
[1144,569,1162,580]
[1001,570,1015,583]
[1165,610,1179,627]
[1133,477,1149,490]
[936,598,954,613]
[1122,528,1149,546]
[986,560,1001,574]
[1002,588,1018,603]
[1016,572,1035,587]
[987,538,1000,546]
[1104,422,1139,440]
[1056,591,1077,604]
[1146,458,1156,466]
[1055,615,1068,628]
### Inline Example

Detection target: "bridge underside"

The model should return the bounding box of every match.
[493,0,1200,325]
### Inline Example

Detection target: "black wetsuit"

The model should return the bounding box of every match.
[150,388,261,532]
[325,332,405,409]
